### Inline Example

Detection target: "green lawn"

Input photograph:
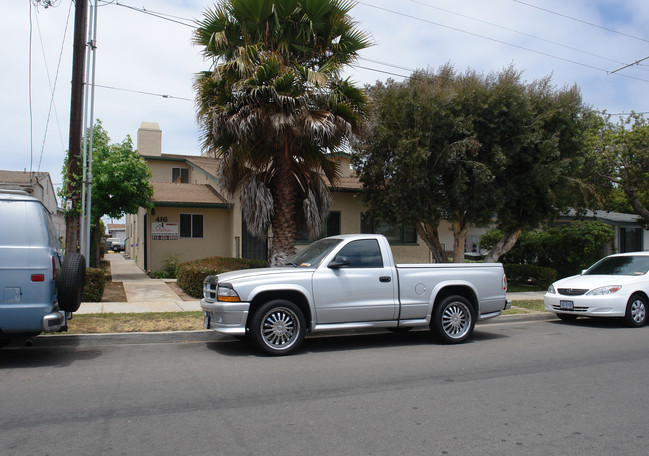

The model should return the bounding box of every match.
[504,299,545,314]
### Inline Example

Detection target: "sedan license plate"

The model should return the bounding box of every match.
[203,313,210,329]
[560,300,574,311]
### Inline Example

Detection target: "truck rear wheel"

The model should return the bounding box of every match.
[250,300,306,356]
[432,295,475,344]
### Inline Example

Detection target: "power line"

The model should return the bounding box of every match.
[356,1,649,84]
[93,83,193,101]
[513,0,649,44]
[34,0,73,172]
[102,0,195,28]
[406,0,647,70]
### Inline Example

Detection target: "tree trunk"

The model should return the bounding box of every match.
[270,160,296,267]
[451,221,470,263]
[416,222,447,263]
[483,228,523,263]
[629,195,649,222]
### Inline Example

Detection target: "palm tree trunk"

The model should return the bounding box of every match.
[270,160,296,267]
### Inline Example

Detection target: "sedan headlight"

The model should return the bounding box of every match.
[586,285,622,296]
[547,284,556,294]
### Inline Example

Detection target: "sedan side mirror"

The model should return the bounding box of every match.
[328,255,350,269]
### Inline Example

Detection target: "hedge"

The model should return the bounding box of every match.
[504,264,557,289]
[82,267,106,302]
[176,257,269,298]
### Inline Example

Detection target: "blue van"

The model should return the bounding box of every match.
[0,191,85,346]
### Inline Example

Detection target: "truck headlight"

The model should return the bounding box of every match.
[217,285,241,302]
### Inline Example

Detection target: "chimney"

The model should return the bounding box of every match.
[137,122,162,156]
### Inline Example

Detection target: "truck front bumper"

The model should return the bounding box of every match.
[200,299,249,336]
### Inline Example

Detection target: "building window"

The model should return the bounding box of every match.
[361,214,417,244]
[180,214,203,238]
[172,167,189,183]
[619,227,642,253]
[296,211,341,241]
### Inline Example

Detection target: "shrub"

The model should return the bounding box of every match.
[504,264,557,289]
[161,254,180,278]
[482,221,615,278]
[152,270,169,279]
[176,257,268,298]
[82,267,106,302]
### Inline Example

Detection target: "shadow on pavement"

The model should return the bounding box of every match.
[206,327,510,357]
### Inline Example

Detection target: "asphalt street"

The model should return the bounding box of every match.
[1,317,648,456]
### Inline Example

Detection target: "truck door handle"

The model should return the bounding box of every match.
[379,276,391,283]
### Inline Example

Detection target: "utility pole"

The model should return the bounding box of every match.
[65,0,88,254]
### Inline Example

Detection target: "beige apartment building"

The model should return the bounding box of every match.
[125,122,457,273]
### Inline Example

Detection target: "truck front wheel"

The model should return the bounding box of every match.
[250,300,306,356]
[432,295,475,344]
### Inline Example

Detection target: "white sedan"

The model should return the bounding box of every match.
[544,252,649,327]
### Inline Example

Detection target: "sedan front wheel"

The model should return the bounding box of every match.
[624,294,648,328]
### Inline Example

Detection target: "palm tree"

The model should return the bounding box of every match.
[193,0,371,266]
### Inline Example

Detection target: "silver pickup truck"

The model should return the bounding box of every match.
[201,234,510,355]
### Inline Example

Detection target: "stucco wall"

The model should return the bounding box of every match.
[145,206,233,272]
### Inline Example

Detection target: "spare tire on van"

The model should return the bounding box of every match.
[57,252,86,312]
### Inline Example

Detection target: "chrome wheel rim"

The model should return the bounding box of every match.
[442,301,471,339]
[261,307,299,350]
[630,299,646,324]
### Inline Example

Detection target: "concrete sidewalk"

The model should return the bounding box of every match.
[76,253,545,314]
[76,253,202,314]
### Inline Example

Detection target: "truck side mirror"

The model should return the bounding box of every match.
[328,255,350,269]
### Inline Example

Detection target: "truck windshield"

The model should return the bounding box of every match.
[285,238,342,268]
[585,255,649,276]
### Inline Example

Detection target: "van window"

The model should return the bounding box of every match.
[0,200,51,248]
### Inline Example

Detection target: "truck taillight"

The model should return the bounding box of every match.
[503,274,508,292]
[52,256,57,280]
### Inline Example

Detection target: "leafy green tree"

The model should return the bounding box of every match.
[586,113,649,224]
[60,121,153,266]
[356,64,592,262]
[193,0,371,266]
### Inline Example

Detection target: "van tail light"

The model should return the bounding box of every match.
[31,274,45,282]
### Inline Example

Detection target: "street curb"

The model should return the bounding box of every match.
[31,330,218,347]
[479,312,554,324]
[24,312,556,346]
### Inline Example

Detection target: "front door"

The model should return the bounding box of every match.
[242,215,268,261]
[311,239,398,323]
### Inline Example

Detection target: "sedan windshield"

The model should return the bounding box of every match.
[585,256,649,276]
[285,238,342,268]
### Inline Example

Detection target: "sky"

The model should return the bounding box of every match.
[3,0,649,208]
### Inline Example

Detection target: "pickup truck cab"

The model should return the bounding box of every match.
[201,234,510,355]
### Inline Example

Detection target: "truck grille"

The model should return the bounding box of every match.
[203,280,218,302]
[557,288,588,296]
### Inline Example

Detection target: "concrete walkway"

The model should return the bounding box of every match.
[76,253,201,314]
